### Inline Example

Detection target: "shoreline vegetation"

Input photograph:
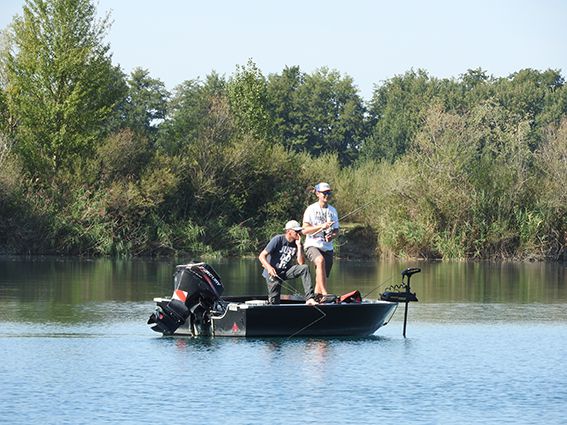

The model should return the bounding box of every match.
[1,0,566,262]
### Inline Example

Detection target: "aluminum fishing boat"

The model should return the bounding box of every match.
[147,262,420,338]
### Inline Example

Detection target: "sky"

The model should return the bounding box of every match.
[1,0,566,100]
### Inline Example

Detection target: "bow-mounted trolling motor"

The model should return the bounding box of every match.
[147,263,224,336]
[380,267,420,337]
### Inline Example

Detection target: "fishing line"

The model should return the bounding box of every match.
[287,304,327,339]
[277,276,302,296]
[270,275,327,338]
[361,274,397,299]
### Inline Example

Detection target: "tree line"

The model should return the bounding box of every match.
[0,0,566,260]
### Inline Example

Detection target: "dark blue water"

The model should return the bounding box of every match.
[0,258,566,424]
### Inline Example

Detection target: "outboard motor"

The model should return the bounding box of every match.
[147,263,224,336]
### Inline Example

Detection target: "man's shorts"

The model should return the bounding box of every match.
[305,246,334,277]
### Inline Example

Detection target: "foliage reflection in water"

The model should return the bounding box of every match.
[0,257,565,323]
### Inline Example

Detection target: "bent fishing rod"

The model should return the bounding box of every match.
[338,198,378,222]
[310,197,378,237]
[305,184,377,221]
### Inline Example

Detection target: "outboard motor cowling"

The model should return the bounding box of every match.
[148,263,224,335]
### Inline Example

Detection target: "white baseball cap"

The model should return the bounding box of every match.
[315,182,331,192]
[284,220,303,232]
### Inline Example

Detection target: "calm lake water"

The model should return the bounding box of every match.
[0,257,566,424]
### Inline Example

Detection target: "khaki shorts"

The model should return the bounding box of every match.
[305,246,334,277]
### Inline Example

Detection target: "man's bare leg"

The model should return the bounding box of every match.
[314,256,328,295]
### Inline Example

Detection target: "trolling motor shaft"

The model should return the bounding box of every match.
[380,267,420,337]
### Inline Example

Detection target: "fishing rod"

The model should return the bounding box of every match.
[310,197,378,237]
[338,198,378,222]
[306,183,378,223]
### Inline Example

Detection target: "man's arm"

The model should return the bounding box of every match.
[259,249,277,277]
[296,239,305,265]
[302,220,334,236]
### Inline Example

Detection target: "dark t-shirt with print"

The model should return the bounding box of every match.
[262,234,297,279]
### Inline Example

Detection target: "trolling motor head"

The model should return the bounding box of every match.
[148,263,224,335]
[402,267,421,278]
[380,267,420,303]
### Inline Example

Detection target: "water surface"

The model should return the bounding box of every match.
[0,257,565,424]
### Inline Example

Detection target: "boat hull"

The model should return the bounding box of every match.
[169,298,398,337]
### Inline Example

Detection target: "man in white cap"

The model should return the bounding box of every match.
[302,182,339,298]
[258,220,316,305]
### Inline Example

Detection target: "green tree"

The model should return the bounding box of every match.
[97,128,152,181]
[227,59,272,140]
[156,73,236,224]
[373,101,537,259]
[3,0,127,178]
[268,66,367,166]
[493,69,566,150]
[362,69,439,163]
[157,72,227,155]
[0,87,9,135]
[299,67,367,165]
[267,65,304,149]
[121,67,169,141]
[534,117,567,258]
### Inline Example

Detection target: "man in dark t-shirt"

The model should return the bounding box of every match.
[258,220,316,305]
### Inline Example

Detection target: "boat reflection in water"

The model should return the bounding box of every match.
[147,263,420,338]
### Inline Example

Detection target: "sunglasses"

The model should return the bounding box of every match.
[320,191,332,196]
